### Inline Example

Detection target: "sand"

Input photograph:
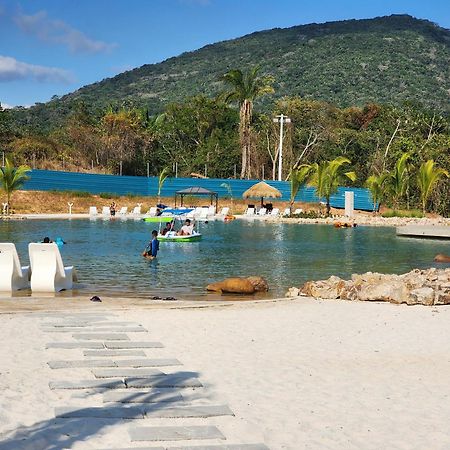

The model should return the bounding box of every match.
[1,298,450,449]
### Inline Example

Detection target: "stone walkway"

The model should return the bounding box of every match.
[19,312,269,449]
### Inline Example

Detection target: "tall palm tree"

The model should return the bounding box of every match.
[288,166,311,215]
[417,159,449,214]
[386,152,410,209]
[0,158,31,214]
[157,167,171,205]
[221,66,274,179]
[365,173,388,213]
[299,156,356,216]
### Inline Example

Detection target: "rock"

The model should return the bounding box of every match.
[298,268,450,306]
[434,254,450,263]
[286,287,300,298]
[246,276,269,292]
[206,277,256,294]
[409,287,435,306]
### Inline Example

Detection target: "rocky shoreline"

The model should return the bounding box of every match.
[270,215,450,228]
[286,268,450,306]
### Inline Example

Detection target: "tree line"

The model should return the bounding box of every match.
[1,67,449,216]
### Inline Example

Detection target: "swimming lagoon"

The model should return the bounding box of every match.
[0,218,447,299]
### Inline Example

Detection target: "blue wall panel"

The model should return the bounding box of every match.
[23,170,375,211]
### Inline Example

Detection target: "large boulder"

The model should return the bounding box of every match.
[246,276,269,292]
[206,277,257,294]
[434,253,450,263]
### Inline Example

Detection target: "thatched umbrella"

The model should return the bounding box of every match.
[242,181,282,207]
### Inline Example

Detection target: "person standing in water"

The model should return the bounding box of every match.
[142,230,159,260]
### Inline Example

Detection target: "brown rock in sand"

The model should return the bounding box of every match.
[246,276,269,292]
[434,254,450,263]
[206,277,257,294]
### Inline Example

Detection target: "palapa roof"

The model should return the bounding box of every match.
[242,181,282,199]
[176,186,217,195]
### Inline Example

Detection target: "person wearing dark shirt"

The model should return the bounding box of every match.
[142,230,159,259]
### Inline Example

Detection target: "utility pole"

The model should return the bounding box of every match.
[273,114,291,181]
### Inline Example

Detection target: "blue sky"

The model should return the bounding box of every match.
[1,0,449,107]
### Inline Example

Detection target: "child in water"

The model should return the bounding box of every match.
[142,230,159,260]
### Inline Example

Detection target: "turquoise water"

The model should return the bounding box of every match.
[0,218,448,299]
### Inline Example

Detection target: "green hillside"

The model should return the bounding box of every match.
[10,14,450,130]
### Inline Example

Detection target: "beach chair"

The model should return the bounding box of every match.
[118,206,128,216]
[245,207,255,216]
[198,207,209,220]
[258,207,267,216]
[0,243,30,291]
[294,208,303,215]
[28,243,77,292]
[89,206,98,216]
[283,208,291,216]
[146,206,157,217]
[130,205,142,216]
[208,205,216,217]
[219,207,230,216]
[101,206,110,216]
[270,208,280,217]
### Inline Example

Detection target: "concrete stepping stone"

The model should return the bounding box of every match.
[47,359,116,369]
[49,379,125,390]
[42,326,147,333]
[167,445,270,450]
[141,404,233,418]
[44,321,139,327]
[130,425,225,442]
[103,389,183,403]
[55,404,233,419]
[93,368,164,378]
[105,341,163,349]
[125,374,202,388]
[55,405,145,419]
[113,359,181,368]
[83,350,146,357]
[46,342,105,349]
[73,333,130,340]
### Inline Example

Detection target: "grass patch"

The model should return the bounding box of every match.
[382,209,424,218]
[99,192,120,199]
[291,210,327,219]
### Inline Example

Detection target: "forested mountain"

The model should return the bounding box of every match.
[8,14,450,130]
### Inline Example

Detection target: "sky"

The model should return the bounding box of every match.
[0,0,449,108]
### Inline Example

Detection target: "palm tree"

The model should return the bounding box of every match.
[0,158,31,214]
[221,66,274,179]
[157,167,171,205]
[299,156,356,216]
[288,166,311,215]
[417,159,449,214]
[385,152,410,209]
[365,173,388,213]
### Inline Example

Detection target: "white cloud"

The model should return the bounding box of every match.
[14,10,117,54]
[1,102,13,109]
[0,55,74,83]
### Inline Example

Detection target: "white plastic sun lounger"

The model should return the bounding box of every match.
[245,207,255,216]
[146,206,157,217]
[258,207,267,216]
[294,208,303,214]
[130,205,142,216]
[89,206,98,216]
[0,243,30,291]
[118,206,128,216]
[29,243,77,292]
[270,208,280,216]
[219,207,230,216]
[101,206,110,216]
[283,208,291,216]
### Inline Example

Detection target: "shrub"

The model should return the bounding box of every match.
[381,209,424,218]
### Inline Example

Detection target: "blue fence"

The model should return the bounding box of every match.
[23,169,375,211]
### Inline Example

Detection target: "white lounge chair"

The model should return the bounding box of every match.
[208,205,216,217]
[130,205,142,216]
[219,207,230,216]
[146,206,157,217]
[28,243,77,292]
[258,208,267,216]
[294,208,303,215]
[245,207,255,216]
[0,243,30,291]
[89,206,98,216]
[118,206,128,216]
[101,206,110,216]
[283,208,291,216]
[270,208,280,217]
[198,207,209,220]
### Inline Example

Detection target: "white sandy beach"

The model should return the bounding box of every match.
[1,297,450,449]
